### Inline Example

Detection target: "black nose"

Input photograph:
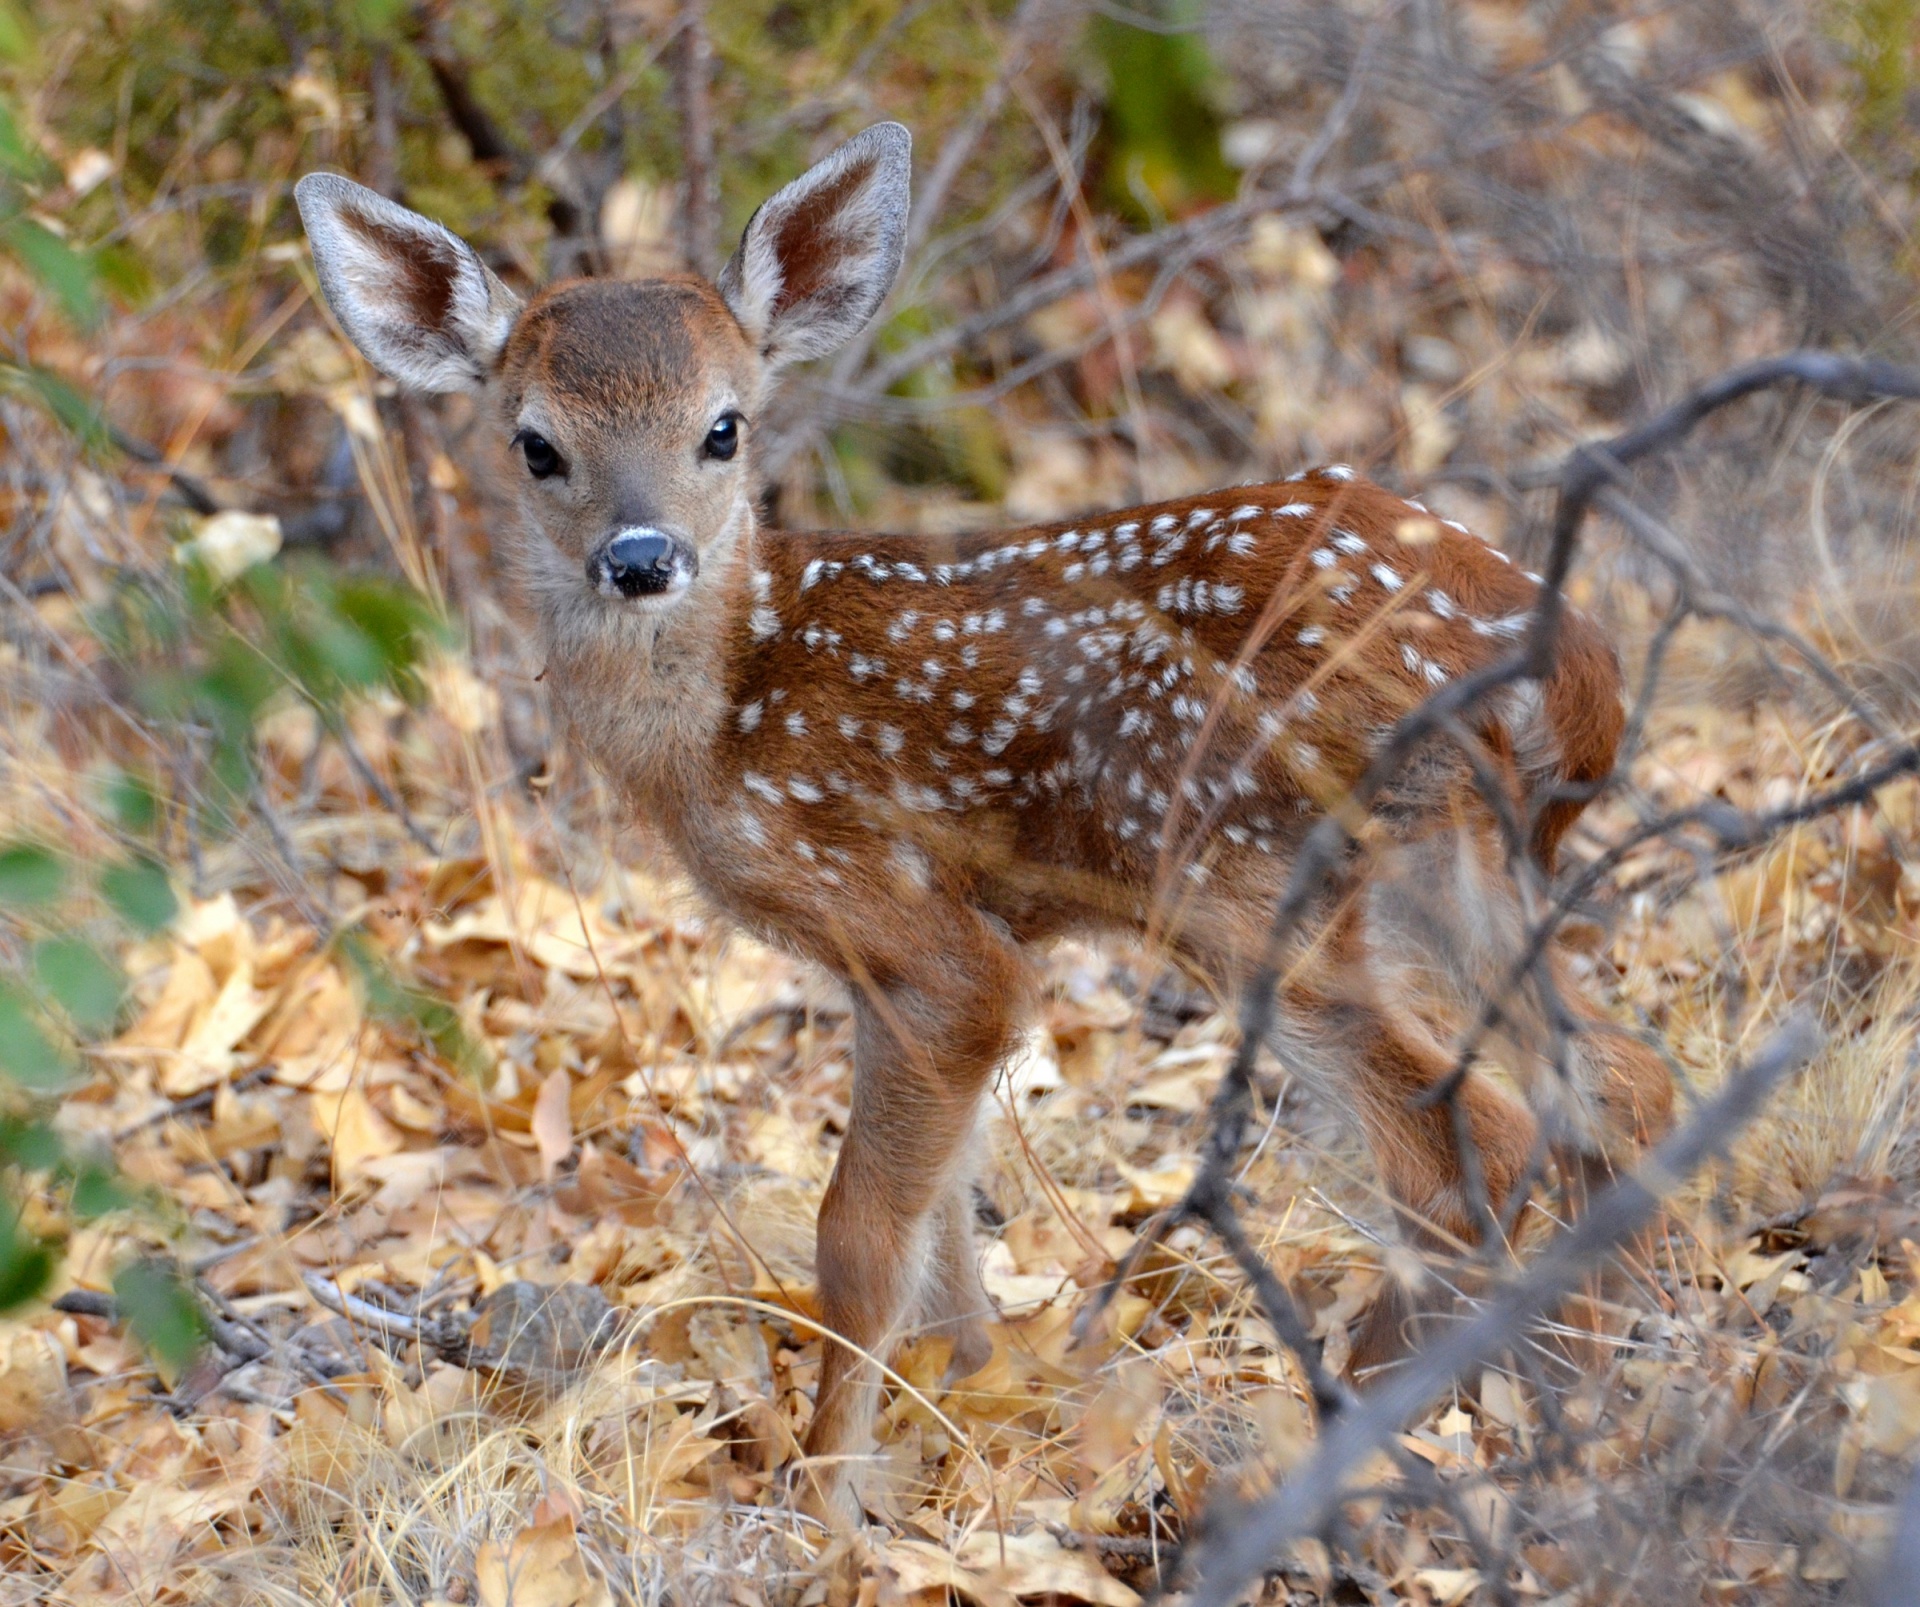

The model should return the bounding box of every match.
[596,530,677,597]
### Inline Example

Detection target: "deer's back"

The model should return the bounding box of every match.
[693,468,1622,950]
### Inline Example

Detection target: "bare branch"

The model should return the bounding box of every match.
[673,0,718,278]
[1873,1463,1920,1607]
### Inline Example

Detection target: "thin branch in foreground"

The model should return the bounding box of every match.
[1872,1461,1920,1607]
[1183,1014,1821,1607]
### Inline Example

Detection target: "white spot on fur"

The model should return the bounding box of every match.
[892,779,947,813]
[1473,612,1530,638]
[892,841,933,889]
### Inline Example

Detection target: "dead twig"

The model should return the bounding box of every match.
[1873,1462,1920,1607]
[112,1062,278,1141]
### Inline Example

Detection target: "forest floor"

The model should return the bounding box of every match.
[3,570,1920,1606]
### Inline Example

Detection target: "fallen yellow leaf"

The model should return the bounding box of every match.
[475,1517,613,1607]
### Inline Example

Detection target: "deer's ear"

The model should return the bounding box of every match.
[295,174,521,394]
[718,122,910,371]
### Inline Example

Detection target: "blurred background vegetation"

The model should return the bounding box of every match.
[4,0,1920,1601]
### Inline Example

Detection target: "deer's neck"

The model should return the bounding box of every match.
[537,520,756,812]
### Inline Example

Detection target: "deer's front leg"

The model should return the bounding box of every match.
[799,918,1026,1525]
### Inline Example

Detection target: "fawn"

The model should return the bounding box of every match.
[296,123,1671,1522]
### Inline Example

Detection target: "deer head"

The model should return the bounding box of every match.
[295,123,911,623]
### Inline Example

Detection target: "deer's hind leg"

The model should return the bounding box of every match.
[1370,827,1672,1184]
[1359,824,1674,1366]
[1260,895,1539,1377]
[920,1167,994,1379]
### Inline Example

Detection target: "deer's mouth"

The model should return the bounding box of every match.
[587,528,698,602]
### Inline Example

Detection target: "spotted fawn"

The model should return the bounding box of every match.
[296,123,1671,1523]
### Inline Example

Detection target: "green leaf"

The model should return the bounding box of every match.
[353,0,406,38]
[1090,1,1235,219]
[0,216,100,329]
[113,1258,206,1373]
[32,938,124,1036]
[339,928,492,1081]
[332,576,442,677]
[0,361,108,447]
[0,843,64,907]
[307,614,385,691]
[0,1213,53,1313]
[0,1,31,62]
[68,1164,133,1219]
[106,769,160,835]
[0,988,72,1088]
[91,244,152,307]
[0,100,42,179]
[100,858,177,934]
[0,1116,60,1170]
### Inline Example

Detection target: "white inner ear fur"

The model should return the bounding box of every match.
[718,121,911,372]
[295,174,521,395]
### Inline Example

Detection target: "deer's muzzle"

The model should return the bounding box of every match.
[588,528,695,600]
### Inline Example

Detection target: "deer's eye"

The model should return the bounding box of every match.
[515,431,564,479]
[704,413,740,462]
